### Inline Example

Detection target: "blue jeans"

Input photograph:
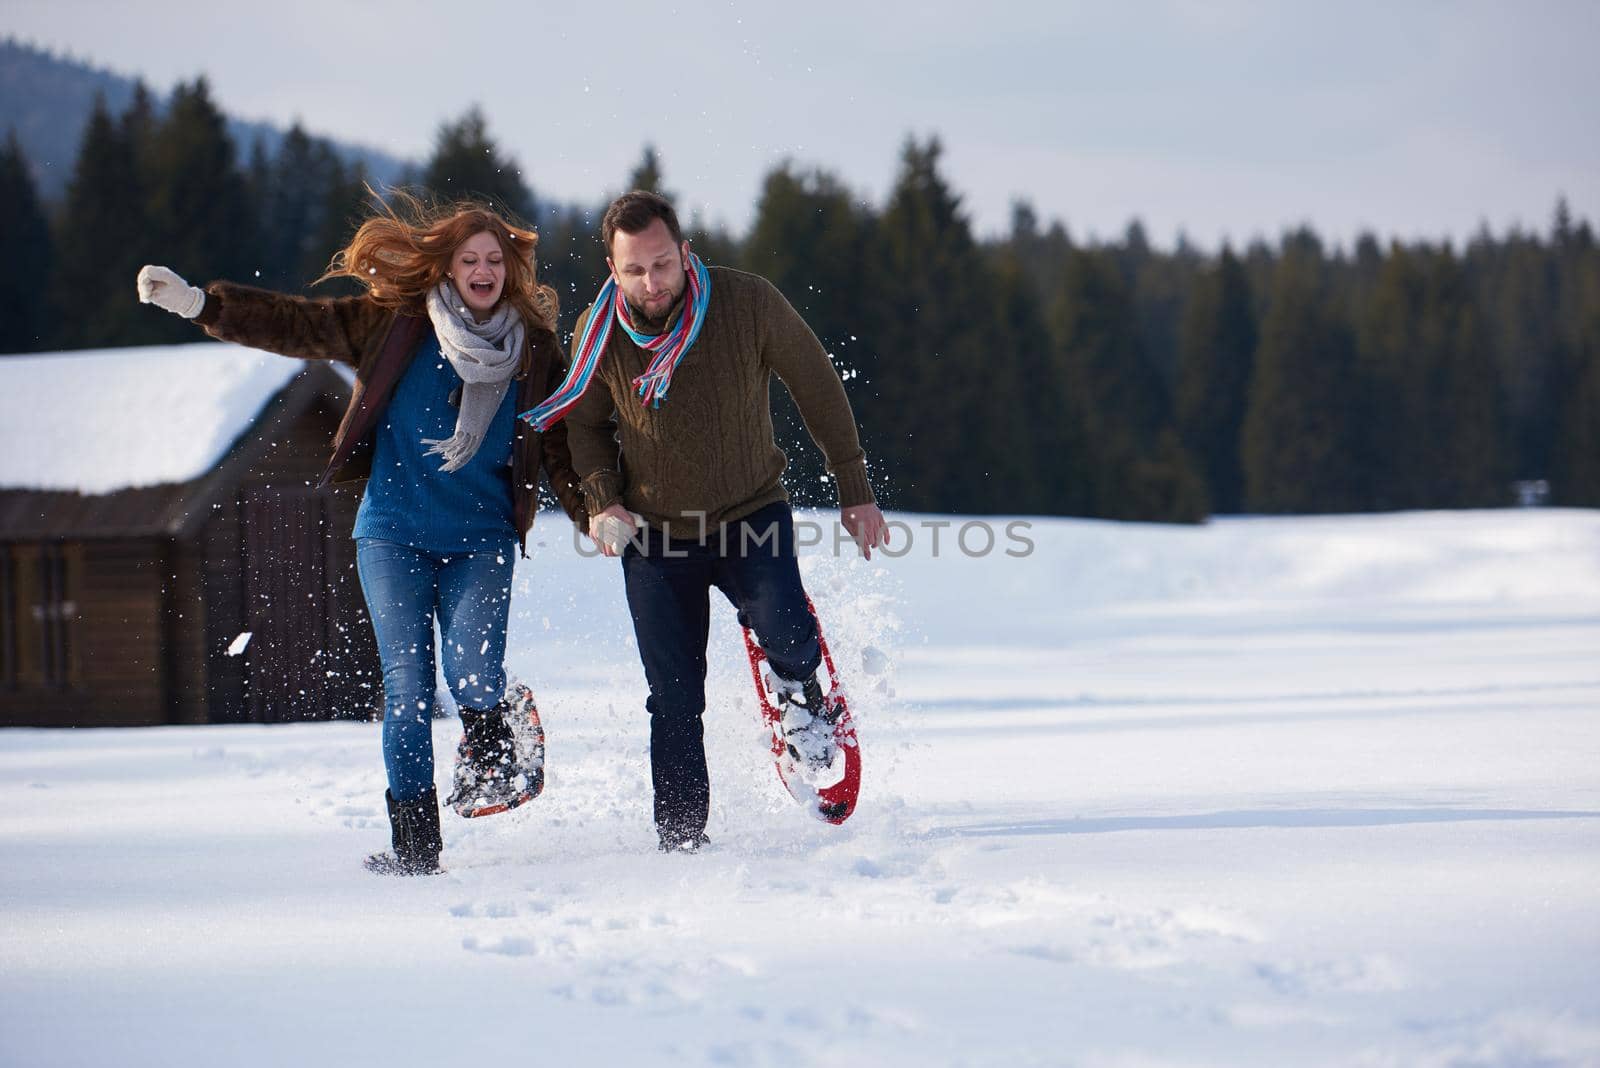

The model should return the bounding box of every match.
[355,538,515,802]
[620,502,821,840]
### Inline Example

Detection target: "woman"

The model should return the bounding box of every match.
[136,192,586,876]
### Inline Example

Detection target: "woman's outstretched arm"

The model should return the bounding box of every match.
[137,265,389,368]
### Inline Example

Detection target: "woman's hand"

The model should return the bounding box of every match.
[136,265,206,319]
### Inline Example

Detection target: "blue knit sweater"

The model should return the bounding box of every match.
[352,332,517,553]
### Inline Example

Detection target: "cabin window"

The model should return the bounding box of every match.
[0,549,15,689]
[17,543,80,693]
[34,544,78,689]
[38,546,70,687]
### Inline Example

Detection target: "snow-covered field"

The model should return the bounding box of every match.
[3,509,1599,1067]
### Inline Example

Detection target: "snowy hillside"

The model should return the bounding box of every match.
[3,509,1598,1067]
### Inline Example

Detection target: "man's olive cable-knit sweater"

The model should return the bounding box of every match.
[564,266,875,535]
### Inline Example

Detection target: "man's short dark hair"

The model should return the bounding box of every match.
[603,190,684,252]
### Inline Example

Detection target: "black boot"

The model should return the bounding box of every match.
[365,787,443,876]
[447,702,517,810]
[650,708,710,851]
[657,829,711,854]
[774,673,837,771]
[461,702,517,764]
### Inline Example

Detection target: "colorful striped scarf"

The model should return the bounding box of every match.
[520,253,712,431]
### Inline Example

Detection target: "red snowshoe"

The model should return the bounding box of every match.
[741,599,862,824]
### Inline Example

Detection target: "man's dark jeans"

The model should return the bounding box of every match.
[620,501,821,843]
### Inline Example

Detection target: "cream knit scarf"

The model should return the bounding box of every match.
[423,281,524,472]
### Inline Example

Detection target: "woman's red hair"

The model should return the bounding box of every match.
[322,187,558,334]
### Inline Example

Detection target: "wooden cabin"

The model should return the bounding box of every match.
[0,343,380,726]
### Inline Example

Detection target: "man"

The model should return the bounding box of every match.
[522,190,888,852]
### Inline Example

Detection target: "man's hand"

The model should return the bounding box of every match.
[589,504,638,558]
[841,503,889,561]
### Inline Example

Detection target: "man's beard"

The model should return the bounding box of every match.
[625,288,686,334]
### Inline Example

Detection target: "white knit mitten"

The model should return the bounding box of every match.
[594,512,637,554]
[136,265,206,319]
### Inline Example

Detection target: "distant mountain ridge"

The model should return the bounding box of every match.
[0,37,409,200]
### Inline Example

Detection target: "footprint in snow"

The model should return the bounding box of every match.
[461,934,546,957]
[1253,955,1408,996]
[449,900,521,919]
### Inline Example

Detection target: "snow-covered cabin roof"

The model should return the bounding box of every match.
[0,343,353,542]
[0,342,305,494]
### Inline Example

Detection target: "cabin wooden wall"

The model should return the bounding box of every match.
[1,379,380,727]
[0,539,167,727]
[195,396,380,723]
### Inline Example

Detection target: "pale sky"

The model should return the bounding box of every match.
[6,0,1597,248]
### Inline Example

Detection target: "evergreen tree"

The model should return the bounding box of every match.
[251,122,365,291]
[1115,219,1152,283]
[1242,238,1278,326]
[421,106,534,220]
[258,123,321,288]
[243,136,274,274]
[684,212,741,269]
[1553,196,1574,248]
[1349,233,1385,320]
[984,201,1090,514]
[301,157,368,295]
[1175,247,1256,513]
[121,80,158,176]
[872,137,1017,512]
[1362,244,1511,509]
[1241,232,1363,512]
[1353,242,1422,509]
[142,78,257,342]
[1553,250,1600,504]
[0,130,53,352]
[1118,219,1195,393]
[624,147,734,265]
[626,144,671,199]
[1001,200,1073,312]
[990,236,1084,514]
[744,162,882,504]
[1472,230,1560,480]
[744,164,877,362]
[1051,247,1204,521]
[50,92,150,347]
[1427,259,1511,507]
[536,202,609,338]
